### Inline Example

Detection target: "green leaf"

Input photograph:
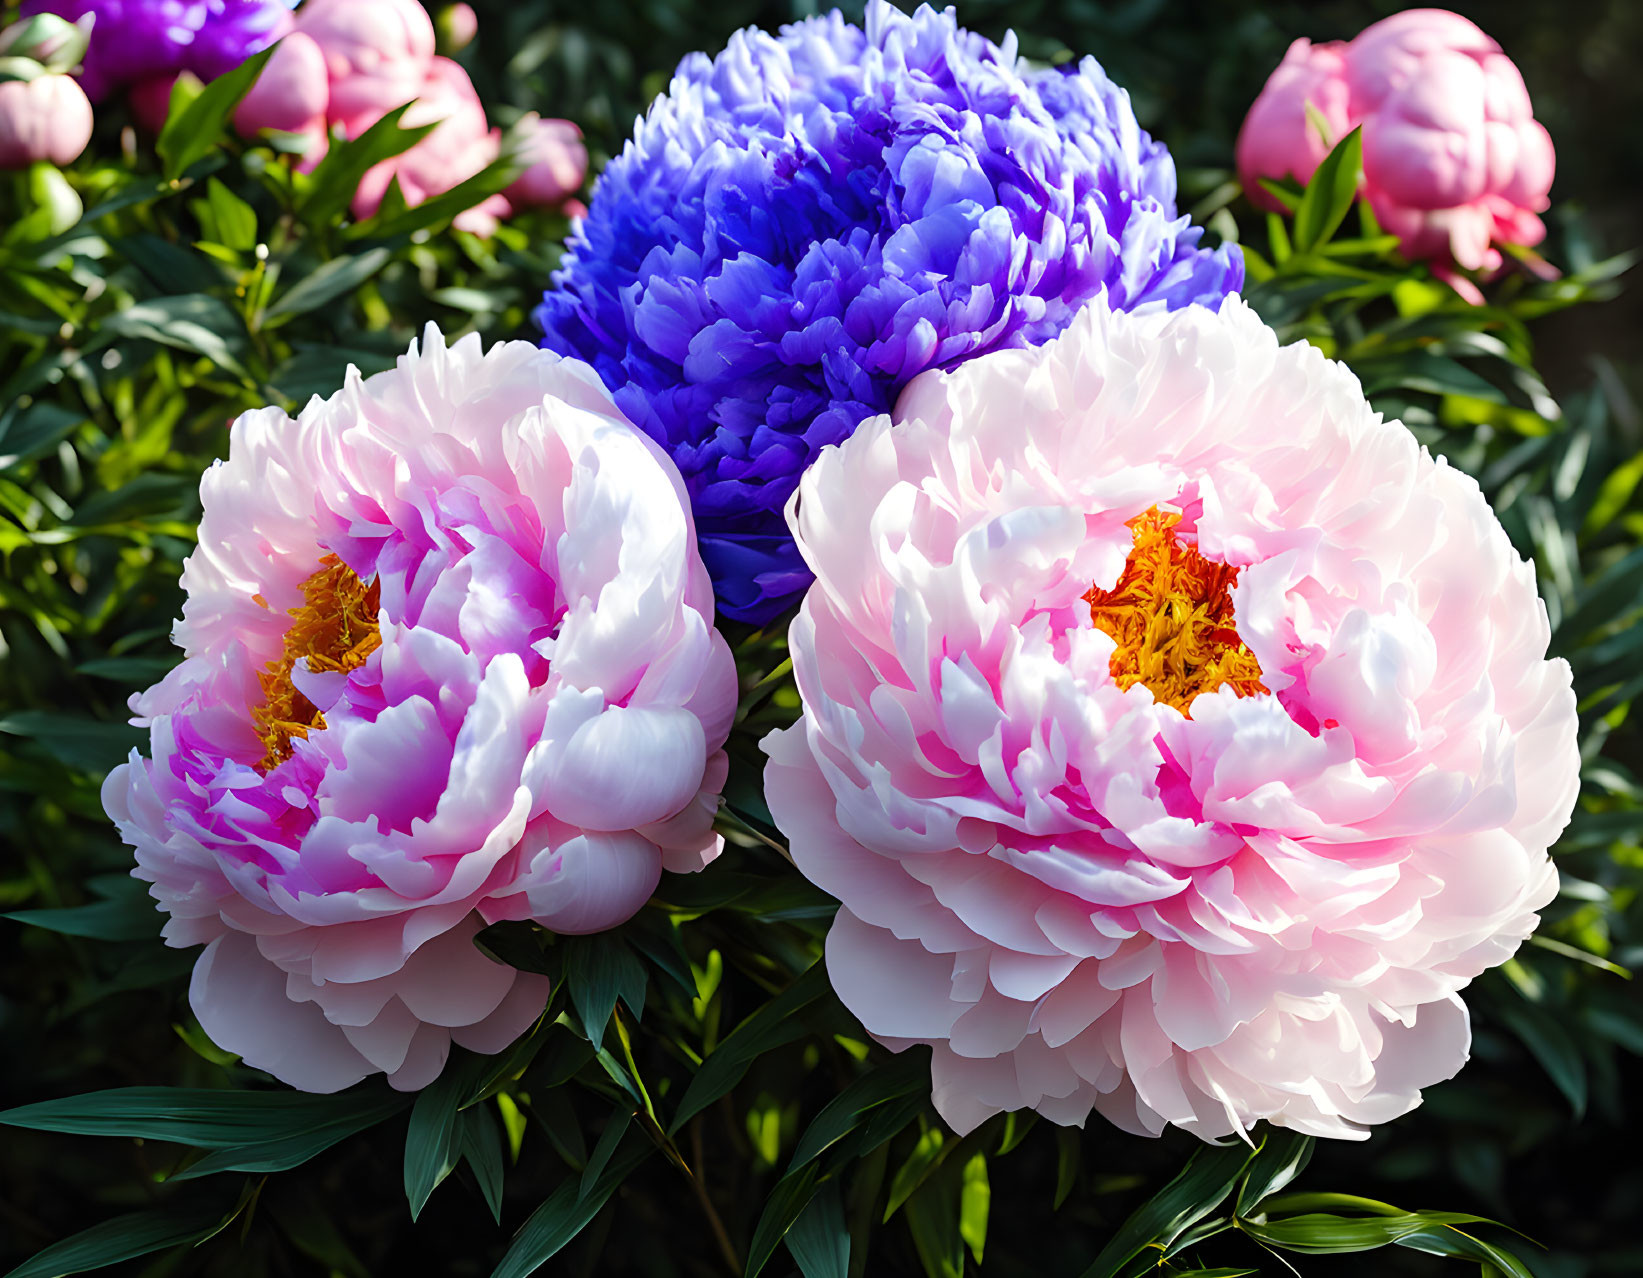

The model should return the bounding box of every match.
[1396,1226,1539,1278]
[99,295,249,377]
[1489,995,1589,1118]
[299,106,436,228]
[4,1188,240,1278]
[489,1135,650,1278]
[1,1085,400,1150]
[156,47,274,180]
[563,932,647,1048]
[3,895,158,942]
[745,1164,821,1278]
[461,1103,507,1225]
[171,1091,409,1178]
[0,399,85,468]
[1077,1141,1258,1278]
[904,1159,966,1278]
[1234,1128,1314,1217]
[1053,1126,1081,1210]
[787,1050,931,1173]
[958,1151,989,1265]
[787,1180,850,1278]
[1243,1210,1489,1254]
[578,1109,633,1201]
[669,960,829,1133]
[1357,351,1506,403]
[1292,126,1363,252]
[0,712,144,772]
[264,248,393,324]
[201,178,258,253]
[404,1063,472,1220]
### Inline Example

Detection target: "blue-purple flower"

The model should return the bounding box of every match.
[535,1,1243,625]
[22,0,294,101]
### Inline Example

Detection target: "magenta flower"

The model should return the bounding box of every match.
[105,328,737,1092]
[1237,9,1555,299]
[765,297,1578,1140]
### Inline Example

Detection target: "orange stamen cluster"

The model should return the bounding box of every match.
[1084,506,1266,716]
[251,554,381,771]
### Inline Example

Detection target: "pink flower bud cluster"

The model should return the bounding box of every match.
[232,0,586,233]
[1237,9,1555,299]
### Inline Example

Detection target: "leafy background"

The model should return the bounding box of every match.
[1,2,1640,1276]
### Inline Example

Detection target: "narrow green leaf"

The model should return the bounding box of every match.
[4,895,158,941]
[563,933,647,1048]
[904,1160,966,1278]
[669,961,829,1133]
[1292,126,1363,252]
[958,1151,989,1265]
[5,1188,238,1278]
[787,1051,931,1173]
[405,1066,470,1220]
[1078,1141,1258,1278]
[264,248,392,323]
[786,1180,850,1278]
[1243,1210,1488,1254]
[1234,1128,1314,1217]
[578,1109,633,1201]
[1,1086,398,1149]
[1053,1126,1081,1210]
[156,47,274,180]
[1489,996,1589,1118]
[170,1093,408,1178]
[202,178,258,252]
[489,1137,650,1278]
[1396,1226,1539,1278]
[99,294,249,376]
[461,1104,507,1225]
[298,106,435,228]
[745,1164,821,1278]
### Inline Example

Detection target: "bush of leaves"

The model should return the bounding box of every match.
[2,4,1640,1278]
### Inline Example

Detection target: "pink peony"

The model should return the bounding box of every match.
[105,327,737,1093]
[1236,9,1554,296]
[1235,38,1351,208]
[505,116,587,211]
[764,296,1578,1141]
[290,0,434,137]
[0,72,93,168]
[349,56,508,233]
[234,29,330,136]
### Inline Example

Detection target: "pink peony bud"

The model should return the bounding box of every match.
[1234,38,1352,213]
[1237,9,1555,296]
[235,31,330,136]
[435,3,478,55]
[504,116,587,209]
[0,71,93,168]
[350,57,502,231]
[292,0,436,137]
[0,13,91,72]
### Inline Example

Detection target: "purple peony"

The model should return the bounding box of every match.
[22,0,294,101]
[535,1,1243,625]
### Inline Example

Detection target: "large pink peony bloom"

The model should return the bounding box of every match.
[765,297,1577,1141]
[1236,9,1555,299]
[105,327,736,1093]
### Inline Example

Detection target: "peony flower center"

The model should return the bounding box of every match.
[1084,506,1267,715]
[251,554,381,771]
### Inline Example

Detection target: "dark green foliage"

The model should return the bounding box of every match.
[3,2,1642,1277]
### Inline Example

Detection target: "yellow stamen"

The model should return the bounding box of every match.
[1084,506,1266,716]
[250,554,381,771]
